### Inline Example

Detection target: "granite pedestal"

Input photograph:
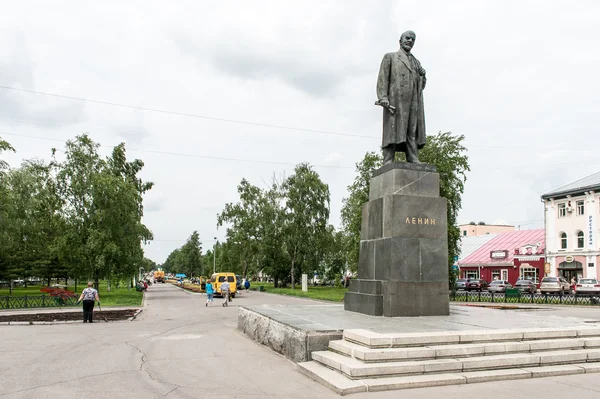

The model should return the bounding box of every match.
[344,162,450,317]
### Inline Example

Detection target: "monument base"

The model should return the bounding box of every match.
[344,162,450,317]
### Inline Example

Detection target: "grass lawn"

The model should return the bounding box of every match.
[0,282,143,307]
[255,282,347,302]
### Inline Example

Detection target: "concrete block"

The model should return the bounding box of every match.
[349,279,382,296]
[522,364,585,378]
[297,361,367,395]
[584,337,600,348]
[461,368,532,383]
[573,362,600,373]
[538,350,589,365]
[586,349,600,361]
[390,331,460,347]
[430,343,485,358]
[461,353,540,371]
[575,327,600,337]
[421,359,463,373]
[333,339,435,361]
[528,338,585,351]
[483,342,531,355]
[363,374,466,392]
[459,330,524,343]
[343,330,391,348]
[329,340,355,358]
[522,328,577,340]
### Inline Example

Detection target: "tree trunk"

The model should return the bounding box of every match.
[47,276,51,287]
[74,278,78,293]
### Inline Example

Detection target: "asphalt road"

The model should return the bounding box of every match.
[2,283,600,398]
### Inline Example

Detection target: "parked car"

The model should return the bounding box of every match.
[540,276,571,295]
[575,278,600,295]
[514,279,537,294]
[467,279,489,292]
[488,280,513,293]
[455,279,469,291]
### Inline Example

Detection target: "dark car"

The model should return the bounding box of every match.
[455,278,469,291]
[514,279,537,294]
[467,279,489,292]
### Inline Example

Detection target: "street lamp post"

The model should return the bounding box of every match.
[213,237,217,274]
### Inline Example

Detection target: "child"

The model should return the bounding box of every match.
[205,279,214,306]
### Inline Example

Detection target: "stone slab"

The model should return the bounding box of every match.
[370,167,440,200]
[237,306,342,363]
[574,362,600,373]
[461,368,532,383]
[344,291,383,316]
[296,361,367,395]
[372,161,437,177]
[522,364,585,378]
[363,373,466,392]
[382,281,449,317]
[461,353,540,371]
[538,349,590,365]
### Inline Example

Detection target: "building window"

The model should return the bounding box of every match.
[558,203,566,218]
[465,270,479,279]
[520,267,539,284]
[577,200,585,216]
[589,263,595,268]
[492,270,500,281]
[462,230,467,236]
[577,231,585,248]
[560,232,568,249]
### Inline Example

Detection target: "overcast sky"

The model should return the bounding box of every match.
[1,0,599,263]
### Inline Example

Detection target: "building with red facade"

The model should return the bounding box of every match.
[458,229,545,286]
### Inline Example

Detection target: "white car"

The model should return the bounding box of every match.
[540,276,571,295]
[576,279,600,295]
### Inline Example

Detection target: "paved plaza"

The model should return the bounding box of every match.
[2,284,600,398]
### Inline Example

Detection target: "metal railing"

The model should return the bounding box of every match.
[450,291,600,306]
[0,295,79,310]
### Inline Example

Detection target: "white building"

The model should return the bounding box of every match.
[541,171,600,281]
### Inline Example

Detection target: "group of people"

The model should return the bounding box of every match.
[204,279,232,307]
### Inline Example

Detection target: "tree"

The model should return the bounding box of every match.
[217,179,264,279]
[282,163,330,289]
[340,132,469,287]
[340,152,382,273]
[54,134,153,287]
[179,231,203,277]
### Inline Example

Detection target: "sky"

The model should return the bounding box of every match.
[1,0,600,264]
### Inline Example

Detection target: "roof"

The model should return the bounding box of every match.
[459,229,545,266]
[458,234,498,261]
[542,171,600,199]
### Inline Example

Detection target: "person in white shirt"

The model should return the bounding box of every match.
[221,279,231,307]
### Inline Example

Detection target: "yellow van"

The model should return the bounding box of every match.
[211,273,237,298]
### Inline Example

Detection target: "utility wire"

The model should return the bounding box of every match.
[1,84,598,153]
[0,131,354,169]
[0,85,376,139]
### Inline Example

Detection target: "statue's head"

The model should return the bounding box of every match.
[399,31,416,53]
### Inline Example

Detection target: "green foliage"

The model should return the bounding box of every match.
[281,163,331,288]
[340,152,382,273]
[0,133,155,290]
[340,132,470,287]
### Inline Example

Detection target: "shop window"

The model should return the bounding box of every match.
[577,200,585,216]
[520,267,539,284]
[492,270,500,281]
[560,232,568,249]
[501,270,508,280]
[465,270,479,280]
[577,231,584,248]
[558,203,566,218]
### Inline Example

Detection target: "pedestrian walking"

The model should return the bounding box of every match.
[77,282,100,323]
[221,278,231,307]
[205,279,214,306]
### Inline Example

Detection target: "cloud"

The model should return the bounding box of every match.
[0,31,85,128]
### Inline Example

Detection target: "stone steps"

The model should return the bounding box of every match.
[297,327,600,395]
[298,361,600,395]
[329,336,600,362]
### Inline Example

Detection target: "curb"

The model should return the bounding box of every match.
[129,309,143,321]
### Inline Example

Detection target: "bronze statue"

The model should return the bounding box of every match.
[375,30,427,164]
